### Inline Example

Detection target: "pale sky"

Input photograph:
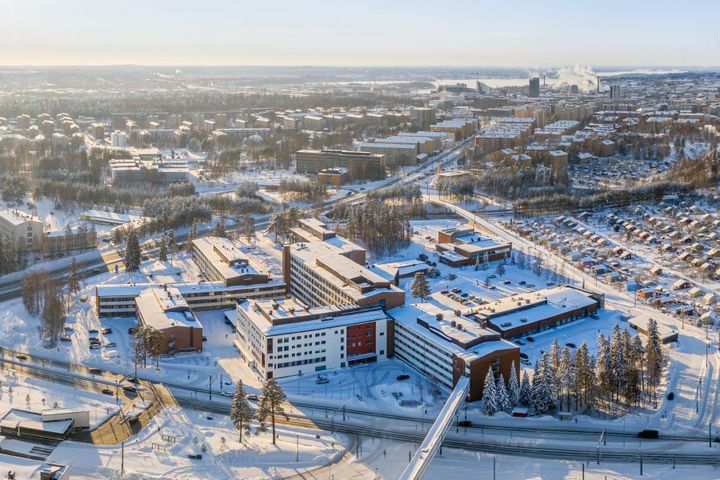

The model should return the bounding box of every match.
[2,0,718,67]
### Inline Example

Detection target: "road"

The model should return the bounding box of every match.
[1,346,717,467]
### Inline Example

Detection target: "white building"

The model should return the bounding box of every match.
[235,298,391,379]
[0,209,43,251]
[110,131,128,148]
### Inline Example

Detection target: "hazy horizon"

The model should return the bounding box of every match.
[3,0,719,67]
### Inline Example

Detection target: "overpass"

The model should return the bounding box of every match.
[398,376,470,480]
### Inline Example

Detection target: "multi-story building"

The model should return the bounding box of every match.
[296,149,385,180]
[529,77,541,98]
[110,157,189,185]
[354,142,418,167]
[136,287,203,354]
[235,298,392,379]
[0,209,43,251]
[430,118,477,140]
[42,226,97,254]
[191,237,271,287]
[392,302,519,401]
[282,240,405,310]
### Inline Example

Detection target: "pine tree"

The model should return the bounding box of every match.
[67,259,80,296]
[41,283,65,348]
[230,380,254,443]
[480,370,497,415]
[256,378,288,445]
[167,230,177,253]
[644,318,664,396]
[558,346,573,410]
[213,220,227,238]
[186,220,198,252]
[145,328,164,369]
[609,324,624,402]
[133,326,149,369]
[410,272,431,301]
[631,334,645,393]
[124,229,142,273]
[508,361,520,407]
[519,370,532,406]
[549,338,561,397]
[495,262,505,277]
[595,333,611,399]
[158,240,168,262]
[495,374,512,411]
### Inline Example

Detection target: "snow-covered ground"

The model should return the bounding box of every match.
[50,407,348,479]
[0,370,118,428]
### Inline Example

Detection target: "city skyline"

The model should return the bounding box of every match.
[2,0,719,67]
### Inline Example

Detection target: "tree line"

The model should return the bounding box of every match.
[479,321,665,417]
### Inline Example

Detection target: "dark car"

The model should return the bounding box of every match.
[123,385,138,393]
[519,353,529,360]
[396,374,410,381]
[638,429,659,439]
[247,394,259,401]
[16,354,28,361]
[565,342,577,349]
[101,388,114,396]
[457,420,472,427]
[89,368,102,375]
[526,336,535,343]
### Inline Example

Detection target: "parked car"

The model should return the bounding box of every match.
[457,420,472,427]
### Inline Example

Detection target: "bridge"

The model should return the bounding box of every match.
[398,376,470,480]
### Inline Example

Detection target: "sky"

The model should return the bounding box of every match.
[2,0,719,67]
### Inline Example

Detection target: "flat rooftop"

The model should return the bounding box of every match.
[136,287,201,331]
[392,304,517,363]
[0,209,39,226]
[476,286,597,332]
[239,298,388,336]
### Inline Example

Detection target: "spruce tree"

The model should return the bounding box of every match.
[230,381,254,443]
[410,272,431,301]
[508,361,520,407]
[519,370,532,406]
[531,353,555,415]
[124,229,142,273]
[645,319,664,395]
[167,230,177,253]
[480,370,498,416]
[213,220,227,238]
[495,374,511,412]
[256,378,288,445]
[158,239,168,262]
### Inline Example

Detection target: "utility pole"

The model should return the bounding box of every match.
[208,374,213,401]
[121,440,125,476]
